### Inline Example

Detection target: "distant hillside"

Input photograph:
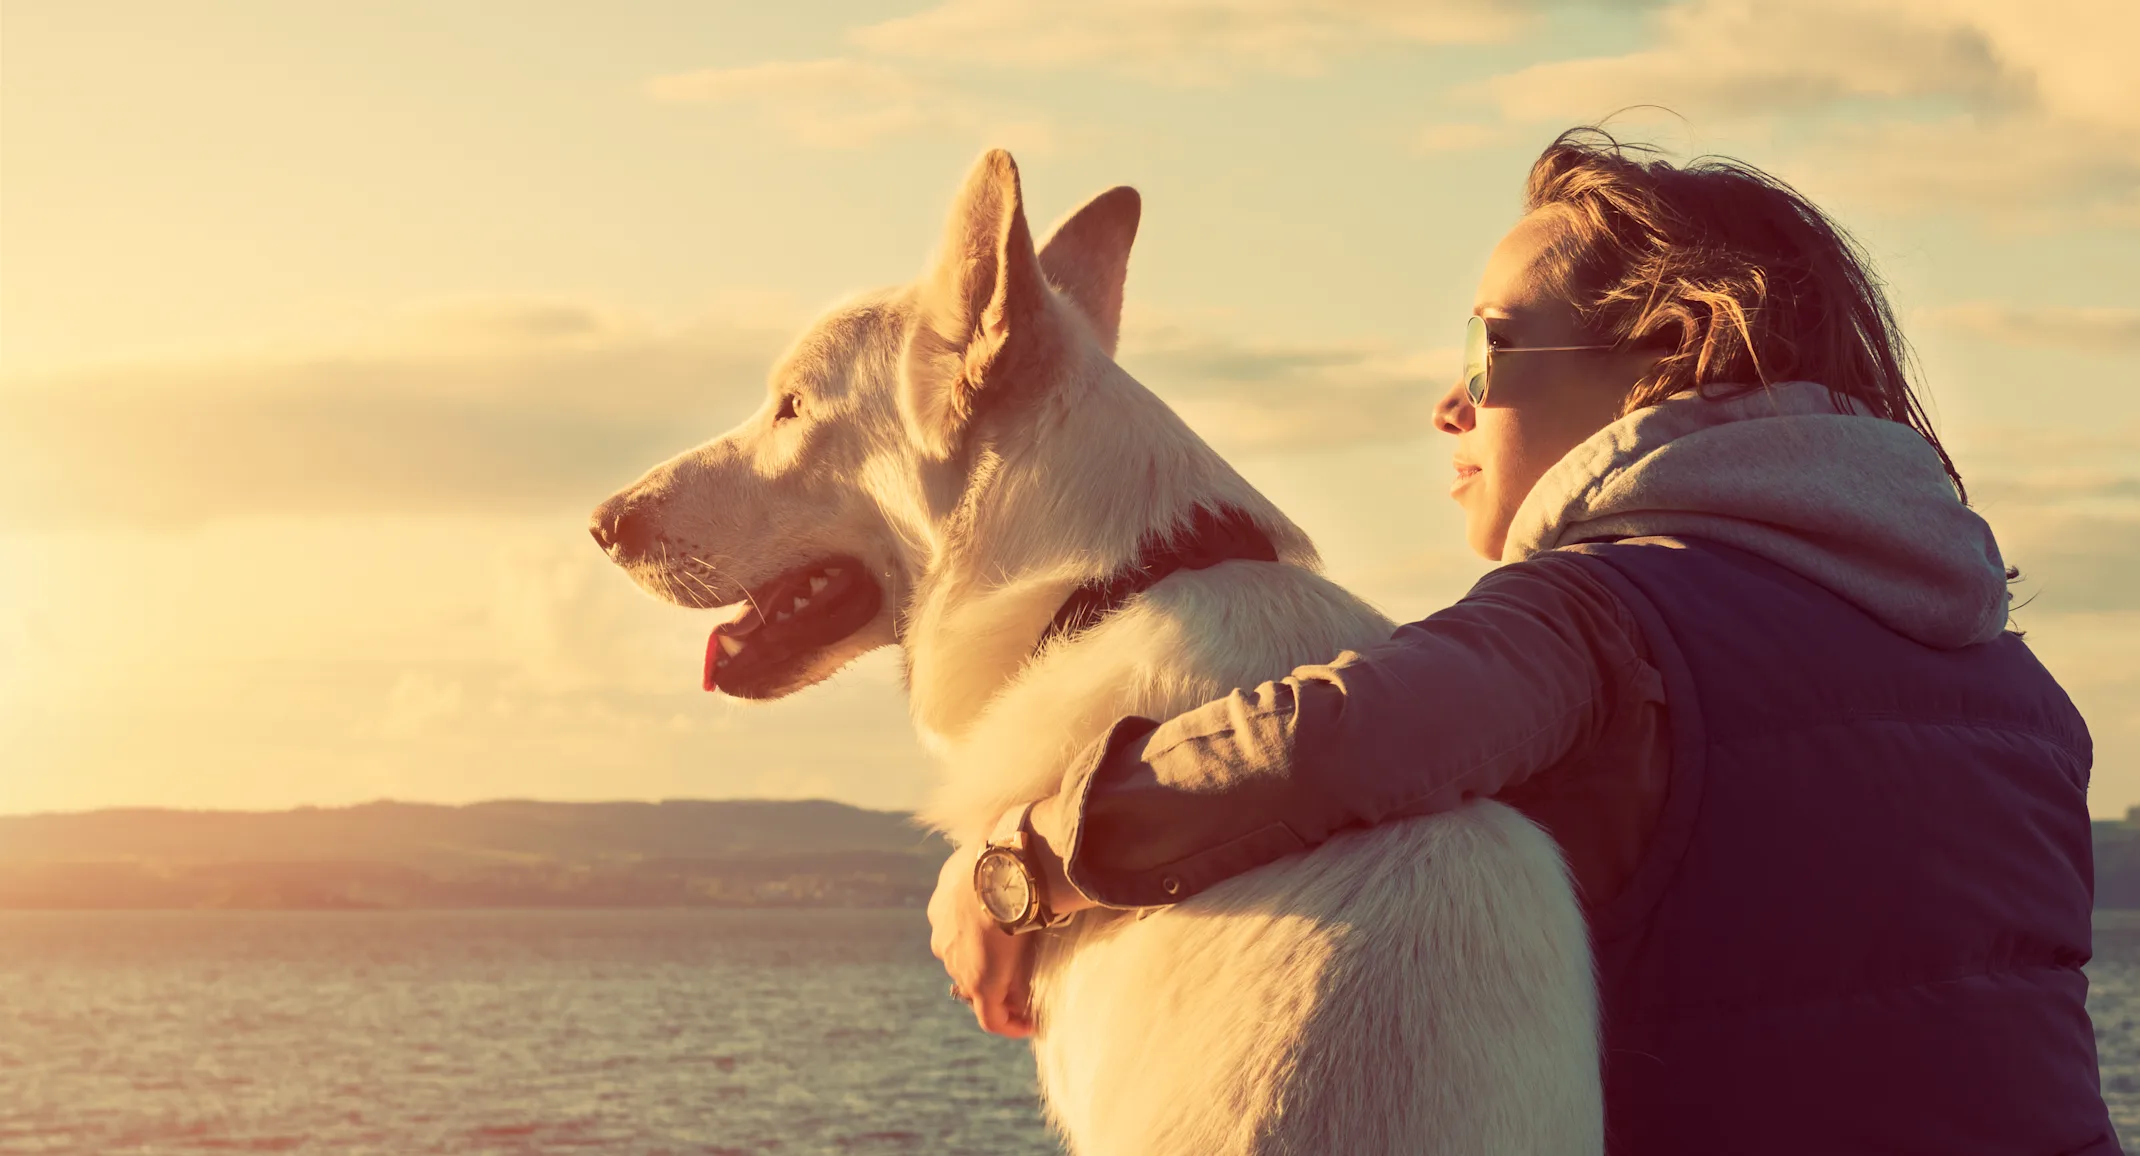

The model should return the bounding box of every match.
[10,800,2135,911]
[2097,817,2140,909]
[0,800,950,910]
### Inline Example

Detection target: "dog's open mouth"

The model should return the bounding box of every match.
[703,555,882,697]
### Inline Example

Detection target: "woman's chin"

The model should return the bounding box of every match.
[1453,487,1502,560]
[1461,516,1495,561]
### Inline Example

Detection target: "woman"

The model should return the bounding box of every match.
[930,129,2114,1153]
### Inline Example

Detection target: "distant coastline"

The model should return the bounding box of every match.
[7,799,2138,911]
[0,799,950,911]
[2095,814,2140,910]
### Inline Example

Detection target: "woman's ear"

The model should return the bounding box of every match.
[902,149,1053,460]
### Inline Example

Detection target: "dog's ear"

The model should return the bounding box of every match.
[903,149,1051,460]
[1037,186,1140,356]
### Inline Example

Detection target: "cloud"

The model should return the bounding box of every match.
[1997,512,2140,616]
[380,670,465,738]
[0,512,941,815]
[1474,0,2140,222]
[0,302,791,527]
[647,0,1536,150]
[644,57,1050,150]
[1919,304,2140,354]
[851,0,1531,85]
[1801,114,2140,224]
[1486,0,2021,121]
[1416,123,1504,153]
[0,303,1465,528]
[2005,608,2140,818]
[1956,424,2140,615]
[1121,319,1455,453]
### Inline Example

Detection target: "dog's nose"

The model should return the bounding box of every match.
[589,496,657,558]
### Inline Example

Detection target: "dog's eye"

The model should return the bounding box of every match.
[774,394,801,423]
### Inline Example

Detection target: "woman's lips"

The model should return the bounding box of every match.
[1451,460,1482,495]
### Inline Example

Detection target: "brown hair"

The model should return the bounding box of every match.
[1523,126,1966,498]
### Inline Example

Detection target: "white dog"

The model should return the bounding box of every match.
[594,151,1600,1154]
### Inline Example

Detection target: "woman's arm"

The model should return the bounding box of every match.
[1031,550,1655,908]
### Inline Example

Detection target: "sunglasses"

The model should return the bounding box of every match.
[1462,315,1617,406]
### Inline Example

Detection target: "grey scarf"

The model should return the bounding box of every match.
[1505,380,2009,648]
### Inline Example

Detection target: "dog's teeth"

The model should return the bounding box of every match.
[718,634,746,657]
[774,610,792,622]
[808,576,829,595]
[791,597,810,612]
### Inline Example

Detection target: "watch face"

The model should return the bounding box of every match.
[975,848,1034,924]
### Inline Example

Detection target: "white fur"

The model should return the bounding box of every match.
[599,151,1601,1154]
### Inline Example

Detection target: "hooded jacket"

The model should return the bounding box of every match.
[1508,380,2010,647]
[1030,381,2111,1153]
[1036,381,2031,906]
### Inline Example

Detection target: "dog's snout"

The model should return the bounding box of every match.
[590,495,658,558]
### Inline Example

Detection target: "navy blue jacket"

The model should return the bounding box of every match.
[1569,538,2113,1155]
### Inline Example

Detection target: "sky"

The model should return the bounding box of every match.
[3,0,2136,817]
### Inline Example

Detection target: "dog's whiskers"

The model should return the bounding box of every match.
[681,568,722,605]
[689,552,766,619]
[655,542,693,606]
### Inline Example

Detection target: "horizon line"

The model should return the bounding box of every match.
[0,795,916,821]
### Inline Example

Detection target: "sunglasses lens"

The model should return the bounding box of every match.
[1463,316,1488,405]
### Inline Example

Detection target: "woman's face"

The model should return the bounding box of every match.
[1436,209,1654,560]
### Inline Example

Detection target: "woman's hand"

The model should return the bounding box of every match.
[929,844,1037,1038]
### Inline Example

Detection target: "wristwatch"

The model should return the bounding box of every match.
[973,802,1074,935]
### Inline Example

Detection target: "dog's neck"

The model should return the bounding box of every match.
[1032,506,1280,655]
[897,357,1315,753]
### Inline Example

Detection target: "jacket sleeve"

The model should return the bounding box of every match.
[1029,551,1653,908]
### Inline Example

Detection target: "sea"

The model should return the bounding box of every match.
[2,907,2136,1155]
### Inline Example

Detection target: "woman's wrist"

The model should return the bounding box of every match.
[1029,796,1097,916]
[1038,842,1095,916]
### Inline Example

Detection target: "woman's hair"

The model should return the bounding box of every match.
[1523,126,1965,498]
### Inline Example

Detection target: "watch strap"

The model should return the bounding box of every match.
[988,800,1033,849]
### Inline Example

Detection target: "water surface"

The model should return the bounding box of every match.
[0,909,1055,1155]
[4,908,2136,1154]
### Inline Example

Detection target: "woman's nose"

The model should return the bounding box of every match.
[1432,376,1473,436]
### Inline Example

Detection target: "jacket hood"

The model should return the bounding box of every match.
[1504,380,2010,648]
